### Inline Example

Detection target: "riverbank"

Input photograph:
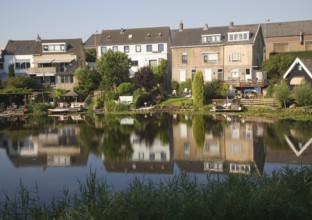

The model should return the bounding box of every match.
[1,167,311,219]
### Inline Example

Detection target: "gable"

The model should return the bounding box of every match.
[283,57,312,80]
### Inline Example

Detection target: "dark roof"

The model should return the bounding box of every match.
[4,38,85,60]
[262,20,312,37]
[98,26,171,46]
[4,40,37,55]
[171,23,259,47]
[300,58,312,73]
[84,33,101,47]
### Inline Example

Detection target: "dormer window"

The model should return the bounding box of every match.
[228,31,250,42]
[128,34,133,39]
[202,34,221,43]
[42,43,66,52]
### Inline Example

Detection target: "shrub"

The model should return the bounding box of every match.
[192,71,204,108]
[293,82,312,106]
[28,102,51,115]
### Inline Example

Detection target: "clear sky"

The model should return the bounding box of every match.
[1,0,311,47]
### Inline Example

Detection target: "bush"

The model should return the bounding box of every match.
[179,79,192,94]
[28,102,51,115]
[293,82,312,106]
[117,82,135,95]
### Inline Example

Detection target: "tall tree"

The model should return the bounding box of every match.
[74,67,99,100]
[192,71,204,108]
[8,64,15,78]
[96,50,130,91]
[85,48,97,62]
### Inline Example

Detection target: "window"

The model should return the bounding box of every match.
[101,47,107,54]
[179,69,186,82]
[149,60,157,67]
[184,142,190,155]
[15,59,30,69]
[131,60,138,66]
[136,45,141,52]
[228,32,250,42]
[202,34,221,43]
[112,46,118,52]
[229,53,241,62]
[42,43,66,52]
[204,69,212,81]
[146,45,152,52]
[273,42,289,52]
[60,75,73,83]
[246,68,250,75]
[181,53,187,63]
[204,144,220,154]
[203,53,218,63]
[204,162,223,172]
[217,69,223,80]
[124,45,130,53]
[158,44,164,52]
[231,144,242,154]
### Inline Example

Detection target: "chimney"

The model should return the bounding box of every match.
[120,28,124,34]
[229,21,234,28]
[179,20,184,32]
[203,23,208,31]
[36,34,41,41]
[300,31,304,45]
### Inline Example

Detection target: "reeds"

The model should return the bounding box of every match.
[1,167,312,220]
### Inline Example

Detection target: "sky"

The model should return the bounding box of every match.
[1,0,312,47]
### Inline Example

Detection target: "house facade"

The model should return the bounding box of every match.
[2,36,85,91]
[97,27,172,81]
[262,20,312,59]
[283,57,312,89]
[171,22,266,93]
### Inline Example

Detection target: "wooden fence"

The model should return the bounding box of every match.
[240,98,278,107]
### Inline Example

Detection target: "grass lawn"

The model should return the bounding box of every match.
[160,96,193,107]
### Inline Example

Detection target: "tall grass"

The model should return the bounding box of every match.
[1,167,312,219]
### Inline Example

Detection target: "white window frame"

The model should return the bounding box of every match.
[179,69,186,82]
[202,34,221,43]
[203,53,218,63]
[204,69,212,82]
[229,53,241,62]
[135,45,141,52]
[228,31,250,42]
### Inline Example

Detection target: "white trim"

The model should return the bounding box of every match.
[283,57,312,79]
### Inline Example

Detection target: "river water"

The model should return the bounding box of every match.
[0,113,311,201]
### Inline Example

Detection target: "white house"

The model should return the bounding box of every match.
[97,27,172,78]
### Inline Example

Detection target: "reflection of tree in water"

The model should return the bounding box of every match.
[132,114,171,147]
[265,120,312,150]
[204,115,227,138]
[193,115,205,148]
[101,128,133,162]
[76,124,103,154]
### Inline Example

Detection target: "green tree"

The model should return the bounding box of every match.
[96,50,130,91]
[293,82,312,106]
[85,48,97,62]
[192,71,204,108]
[74,67,99,100]
[8,64,15,78]
[152,59,168,83]
[117,82,135,95]
[262,53,295,84]
[274,79,290,108]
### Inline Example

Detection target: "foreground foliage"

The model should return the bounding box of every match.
[1,167,312,219]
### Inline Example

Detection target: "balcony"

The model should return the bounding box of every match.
[225,77,267,88]
[26,67,56,75]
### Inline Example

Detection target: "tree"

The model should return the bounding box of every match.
[274,79,290,108]
[131,66,157,91]
[74,67,99,100]
[152,59,168,83]
[293,82,312,106]
[192,71,204,108]
[117,82,135,95]
[96,50,130,91]
[8,64,15,78]
[85,48,97,62]
[262,53,295,85]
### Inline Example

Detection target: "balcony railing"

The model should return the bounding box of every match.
[26,67,56,75]
[225,77,267,87]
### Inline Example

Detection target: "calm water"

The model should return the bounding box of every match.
[0,113,311,201]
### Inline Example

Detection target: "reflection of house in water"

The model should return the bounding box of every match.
[0,124,88,167]
[103,132,173,174]
[174,116,265,176]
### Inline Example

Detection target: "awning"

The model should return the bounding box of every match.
[290,77,305,85]
[35,73,55,77]
[34,59,55,63]
[53,58,74,63]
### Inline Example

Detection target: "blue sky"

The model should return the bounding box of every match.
[1,0,311,46]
